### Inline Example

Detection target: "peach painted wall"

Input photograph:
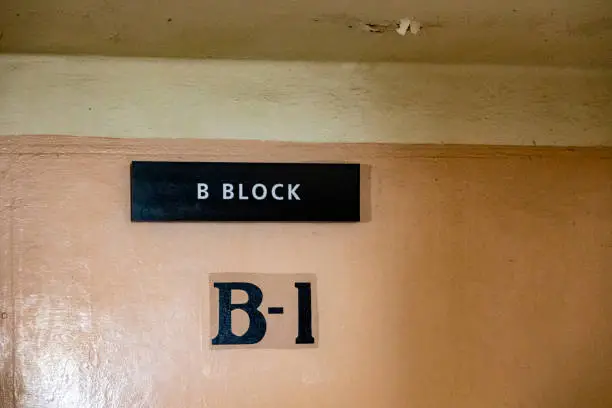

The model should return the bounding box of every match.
[1,136,611,407]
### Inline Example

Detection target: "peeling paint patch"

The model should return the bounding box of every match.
[360,22,393,33]
[396,18,422,36]
[312,15,423,36]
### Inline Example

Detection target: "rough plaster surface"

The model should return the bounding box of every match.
[1,56,611,146]
[0,136,611,407]
[0,0,611,66]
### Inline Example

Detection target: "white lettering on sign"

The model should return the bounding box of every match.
[272,184,283,200]
[223,183,234,199]
[238,184,249,200]
[199,183,301,201]
[252,184,266,200]
[197,183,209,200]
[288,184,300,200]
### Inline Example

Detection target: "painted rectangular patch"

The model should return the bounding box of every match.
[130,161,360,222]
[209,273,318,349]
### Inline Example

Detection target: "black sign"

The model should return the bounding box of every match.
[130,161,360,222]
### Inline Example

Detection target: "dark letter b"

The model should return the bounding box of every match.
[212,282,267,345]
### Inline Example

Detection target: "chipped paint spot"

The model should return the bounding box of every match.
[108,32,121,43]
[360,22,394,33]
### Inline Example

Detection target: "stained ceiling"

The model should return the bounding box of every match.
[0,0,611,67]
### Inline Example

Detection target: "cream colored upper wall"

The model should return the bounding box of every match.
[0,55,611,146]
